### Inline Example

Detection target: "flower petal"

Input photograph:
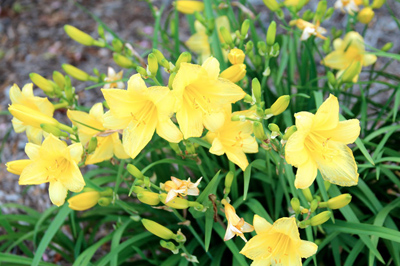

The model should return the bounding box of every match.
[201,57,220,80]
[59,163,85,192]
[111,133,130,159]
[294,157,318,189]
[26,126,43,145]
[209,138,225,156]
[285,131,309,167]
[313,94,339,131]
[322,50,350,70]
[123,117,157,159]
[41,134,68,157]
[156,119,183,143]
[273,217,300,241]
[320,119,360,144]
[19,162,48,185]
[299,240,318,258]
[85,136,113,164]
[253,214,272,235]
[225,146,249,171]
[25,143,41,160]
[49,180,68,206]
[176,99,204,139]
[68,143,84,164]
[203,111,225,132]
[102,111,132,130]
[127,73,147,92]
[362,53,377,66]
[294,111,314,132]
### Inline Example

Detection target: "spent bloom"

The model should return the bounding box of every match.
[103,67,125,89]
[291,19,327,41]
[161,176,202,203]
[67,103,128,164]
[6,134,85,206]
[240,215,318,265]
[322,31,377,82]
[222,199,254,242]
[172,57,246,139]
[334,0,362,15]
[8,83,56,144]
[285,94,360,189]
[102,74,183,159]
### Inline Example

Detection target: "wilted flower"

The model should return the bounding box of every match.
[103,67,125,89]
[222,199,254,242]
[161,176,202,203]
[291,19,327,41]
[334,0,362,15]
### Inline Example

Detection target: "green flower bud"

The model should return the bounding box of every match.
[327,71,336,86]
[147,53,158,76]
[62,64,91,81]
[98,25,105,39]
[381,42,393,52]
[98,197,112,207]
[268,95,290,117]
[266,21,277,46]
[262,0,280,12]
[268,123,280,132]
[152,49,165,63]
[160,58,170,69]
[244,94,254,104]
[252,78,262,103]
[241,19,250,38]
[324,7,334,20]
[326,194,352,209]
[270,42,280,57]
[371,0,386,9]
[137,191,161,205]
[127,164,144,179]
[224,171,235,193]
[302,10,314,21]
[245,41,254,52]
[142,219,177,240]
[324,180,331,191]
[131,186,146,194]
[29,73,54,94]
[87,137,97,154]
[112,39,123,52]
[310,211,331,226]
[40,123,68,138]
[282,125,297,140]
[298,219,311,228]
[310,199,319,212]
[257,41,267,56]
[175,52,192,71]
[64,25,95,46]
[160,240,179,254]
[340,62,361,83]
[291,197,301,214]
[253,122,268,142]
[53,71,66,90]
[159,193,190,209]
[220,26,233,45]
[136,66,148,77]
[302,188,313,203]
[99,187,113,197]
[113,53,135,68]
[314,0,327,22]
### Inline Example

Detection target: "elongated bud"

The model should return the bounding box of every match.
[142,219,177,240]
[324,7,334,20]
[188,201,204,211]
[68,191,101,211]
[9,104,59,129]
[113,53,135,68]
[257,41,267,56]
[341,62,361,83]
[262,0,280,11]
[228,48,246,65]
[64,76,74,102]
[266,21,277,46]
[168,72,176,90]
[298,219,311,228]
[99,187,113,197]
[296,0,309,10]
[160,58,170,69]
[127,164,144,180]
[282,125,297,141]
[381,42,393,52]
[357,7,375,24]
[53,71,65,90]
[327,71,336,86]
[160,240,179,254]
[131,186,146,194]
[169,142,181,154]
[29,73,54,94]
[159,193,190,209]
[6,159,31,175]
[251,78,262,104]
[324,194,352,209]
[241,19,250,38]
[62,64,90,81]
[324,180,331,191]
[137,191,161,205]
[87,137,98,154]
[175,52,192,71]
[136,66,148,77]
[291,197,301,214]
[185,141,196,154]
[40,123,68,138]
[265,95,290,118]
[175,0,205,14]
[64,25,95,46]
[152,49,165,63]
[220,26,233,45]
[310,211,331,226]
[301,208,309,214]
[245,41,254,52]
[98,197,112,207]
[244,94,254,104]
[253,122,268,142]
[310,199,319,212]
[371,0,386,9]
[302,188,313,202]
[112,39,123,52]
[302,10,314,21]
[224,171,235,195]
[147,53,158,76]
[314,0,327,22]
[220,64,246,83]
[98,25,104,38]
[268,123,280,132]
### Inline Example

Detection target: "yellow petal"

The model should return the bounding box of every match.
[320,119,360,144]
[333,38,343,51]
[316,143,359,186]
[41,134,67,156]
[201,57,220,80]
[102,111,132,130]
[10,84,23,104]
[240,234,271,259]
[299,240,318,258]
[35,97,55,117]
[85,136,114,165]
[251,258,272,266]
[322,50,350,70]
[21,83,34,97]
[313,94,339,131]
[123,117,158,159]
[273,217,300,241]
[49,180,68,206]
[101,88,146,119]
[127,73,147,92]
[68,191,101,211]
[225,146,249,171]
[89,103,104,122]
[285,131,310,166]
[111,133,130,159]
[343,31,364,52]
[156,120,183,143]
[67,143,84,164]
[201,78,246,106]
[241,136,259,153]
[185,32,210,56]
[210,138,225,156]
[26,126,43,145]
[294,157,318,189]
[6,159,32,175]
[176,0,205,14]
[59,163,85,192]
[19,162,48,185]
[176,100,204,139]
[203,111,225,132]
[294,111,314,131]
[12,118,26,133]
[172,62,204,96]
[25,143,41,160]
[253,214,272,234]
[362,53,377,66]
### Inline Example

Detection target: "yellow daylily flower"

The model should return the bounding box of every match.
[7,134,85,206]
[161,176,202,203]
[322,31,377,82]
[102,74,183,159]
[357,7,375,24]
[185,21,211,63]
[8,83,55,144]
[285,94,360,189]
[173,57,246,139]
[228,48,246,65]
[68,190,101,211]
[103,67,125,89]
[67,103,128,164]
[176,0,205,14]
[334,0,362,15]
[291,19,327,41]
[205,106,258,171]
[222,199,254,242]
[240,215,318,265]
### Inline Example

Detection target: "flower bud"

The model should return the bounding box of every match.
[160,240,179,254]
[244,94,254,104]
[87,137,98,154]
[169,142,181,154]
[98,25,105,38]
[295,0,309,9]
[266,21,277,46]
[257,41,267,56]
[262,0,280,11]
[251,78,262,104]
[253,122,268,142]
[175,0,205,14]
[310,211,331,226]
[185,141,196,154]
[324,180,331,191]
[98,197,112,206]
[381,42,393,52]
[159,193,190,209]
[358,7,375,24]
[241,19,250,38]
[136,66,148,77]
[325,194,352,209]
[152,49,165,63]
[268,123,280,132]
[324,7,334,20]
[127,164,144,180]
[175,52,192,71]
[219,26,233,46]
[220,64,246,83]
[68,191,101,211]
[228,48,246,65]
[113,53,136,68]
[371,0,386,9]
[188,201,204,211]
[314,0,327,22]
[327,71,336,86]
[131,186,146,194]
[291,197,301,214]
[298,219,311,228]
[310,199,319,212]
[29,73,54,94]
[137,191,161,205]
[53,71,65,90]
[64,25,95,46]
[224,171,235,195]
[112,39,123,52]
[265,95,290,118]
[40,123,68,138]
[6,159,31,175]
[302,188,313,203]
[9,104,59,129]
[282,125,297,140]
[147,53,159,76]
[62,64,91,81]
[340,61,362,83]
[142,219,177,240]
[302,10,314,21]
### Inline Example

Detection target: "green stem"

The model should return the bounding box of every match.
[53,102,69,110]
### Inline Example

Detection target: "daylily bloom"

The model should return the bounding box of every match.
[172,57,246,139]
[176,0,205,14]
[6,134,85,206]
[161,176,202,203]
[222,199,254,242]
[102,74,183,159]
[185,21,211,63]
[240,215,318,265]
[291,19,327,41]
[67,103,128,164]
[8,83,56,144]
[334,0,362,15]
[285,94,360,189]
[103,67,125,89]
[205,106,258,171]
[68,190,101,211]
[322,31,377,82]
